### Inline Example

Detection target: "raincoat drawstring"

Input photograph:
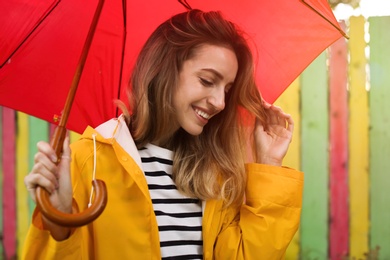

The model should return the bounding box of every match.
[88,133,98,207]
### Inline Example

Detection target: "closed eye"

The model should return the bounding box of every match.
[199,78,213,87]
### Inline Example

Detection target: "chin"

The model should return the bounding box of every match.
[182,126,204,136]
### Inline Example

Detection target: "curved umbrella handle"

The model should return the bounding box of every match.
[36,179,108,227]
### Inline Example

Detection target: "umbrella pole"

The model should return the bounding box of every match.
[36,0,108,227]
[51,0,105,156]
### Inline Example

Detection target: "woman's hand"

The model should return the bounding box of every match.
[24,136,73,240]
[24,136,73,214]
[254,102,294,166]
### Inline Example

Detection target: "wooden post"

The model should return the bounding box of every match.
[0,106,4,257]
[369,16,390,258]
[329,21,349,259]
[300,51,329,258]
[2,107,16,259]
[275,78,301,259]
[348,15,369,258]
[16,112,31,257]
[28,116,49,216]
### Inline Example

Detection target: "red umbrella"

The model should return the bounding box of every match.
[0,0,345,226]
[0,0,345,135]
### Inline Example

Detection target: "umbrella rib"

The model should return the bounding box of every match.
[301,0,349,39]
[0,0,61,68]
[178,0,193,11]
[53,0,106,155]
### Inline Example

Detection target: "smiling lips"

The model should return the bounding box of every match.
[194,107,212,120]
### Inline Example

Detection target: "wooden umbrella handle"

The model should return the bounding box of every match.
[36,179,108,227]
[35,125,108,227]
[34,0,107,227]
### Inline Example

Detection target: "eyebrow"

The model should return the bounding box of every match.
[201,68,224,80]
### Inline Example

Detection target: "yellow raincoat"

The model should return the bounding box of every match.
[22,117,303,259]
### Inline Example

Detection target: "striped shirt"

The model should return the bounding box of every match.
[139,143,203,259]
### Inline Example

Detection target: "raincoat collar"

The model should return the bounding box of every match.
[80,116,207,214]
[81,115,142,170]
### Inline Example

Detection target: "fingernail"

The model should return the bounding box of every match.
[51,155,58,163]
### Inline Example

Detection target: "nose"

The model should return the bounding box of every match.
[207,87,225,111]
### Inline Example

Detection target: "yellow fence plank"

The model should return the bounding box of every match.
[70,131,81,144]
[16,112,31,258]
[275,78,301,259]
[348,15,369,258]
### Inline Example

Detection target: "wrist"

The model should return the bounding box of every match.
[256,155,282,166]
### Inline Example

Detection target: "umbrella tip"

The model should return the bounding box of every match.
[178,0,192,11]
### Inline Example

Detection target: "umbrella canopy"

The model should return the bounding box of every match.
[0,0,345,134]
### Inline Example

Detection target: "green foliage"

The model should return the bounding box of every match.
[328,0,360,9]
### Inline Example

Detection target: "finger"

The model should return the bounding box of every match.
[285,113,294,133]
[270,105,293,127]
[25,171,57,196]
[265,105,278,125]
[254,117,266,133]
[276,108,293,130]
[30,160,59,189]
[34,152,59,178]
[262,100,272,109]
[58,136,72,171]
[36,141,58,163]
[24,174,38,202]
[61,136,71,158]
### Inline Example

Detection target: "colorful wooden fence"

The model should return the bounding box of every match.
[1,15,390,259]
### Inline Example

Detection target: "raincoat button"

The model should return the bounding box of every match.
[121,156,128,161]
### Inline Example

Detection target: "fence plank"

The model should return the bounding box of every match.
[16,112,31,258]
[348,15,369,258]
[300,52,329,259]
[2,108,17,259]
[0,107,3,257]
[275,78,301,259]
[28,116,49,216]
[70,131,81,143]
[329,22,349,259]
[369,16,390,258]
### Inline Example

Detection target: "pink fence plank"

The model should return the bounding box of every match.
[2,107,16,259]
[329,22,349,259]
[0,107,4,256]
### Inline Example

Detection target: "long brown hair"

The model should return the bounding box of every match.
[129,10,266,207]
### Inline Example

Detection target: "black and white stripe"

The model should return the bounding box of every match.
[139,143,203,259]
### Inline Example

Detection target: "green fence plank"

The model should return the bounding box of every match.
[300,51,329,259]
[369,16,390,258]
[28,116,49,217]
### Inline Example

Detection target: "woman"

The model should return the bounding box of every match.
[23,9,303,259]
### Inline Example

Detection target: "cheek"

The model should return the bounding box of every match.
[172,89,181,111]
[172,83,192,108]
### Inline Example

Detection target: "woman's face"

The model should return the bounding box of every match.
[172,44,238,136]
